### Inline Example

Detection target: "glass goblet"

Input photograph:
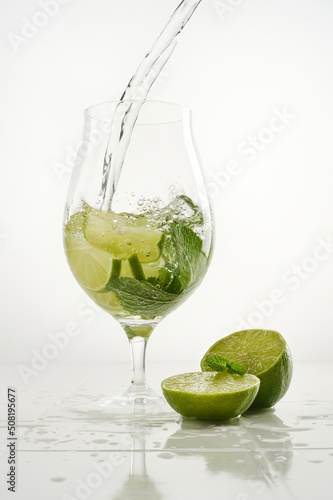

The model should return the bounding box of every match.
[63,100,214,408]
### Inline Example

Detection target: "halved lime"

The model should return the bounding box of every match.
[201,329,293,409]
[64,234,114,291]
[84,208,163,262]
[161,372,260,421]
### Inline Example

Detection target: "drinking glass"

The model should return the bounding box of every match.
[63,100,213,408]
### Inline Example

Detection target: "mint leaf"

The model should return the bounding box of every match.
[164,224,207,290]
[205,355,246,376]
[107,277,182,320]
[205,355,228,372]
[227,361,246,376]
[166,275,182,294]
[158,267,172,289]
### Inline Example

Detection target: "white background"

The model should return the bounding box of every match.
[1,0,333,374]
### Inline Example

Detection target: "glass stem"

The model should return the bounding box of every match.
[130,336,149,390]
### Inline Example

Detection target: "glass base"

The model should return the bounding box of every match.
[101,385,165,408]
[41,386,175,422]
[99,386,173,415]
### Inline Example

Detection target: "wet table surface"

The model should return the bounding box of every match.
[0,361,332,499]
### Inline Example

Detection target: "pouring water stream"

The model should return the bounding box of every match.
[96,0,203,211]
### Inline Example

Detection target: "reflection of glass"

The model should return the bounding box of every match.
[113,426,163,500]
[37,403,298,498]
[63,101,213,408]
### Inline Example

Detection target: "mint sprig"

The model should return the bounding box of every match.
[205,355,246,375]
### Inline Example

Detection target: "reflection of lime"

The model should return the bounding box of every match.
[64,235,114,291]
[161,372,260,421]
[84,208,163,262]
[201,329,293,409]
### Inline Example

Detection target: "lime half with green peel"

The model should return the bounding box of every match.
[161,372,260,421]
[64,235,114,291]
[201,329,293,409]
[84,208,164,262]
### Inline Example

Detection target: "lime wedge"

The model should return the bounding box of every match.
[201,329,293,409]
[84,208,163,262]
[161,372,260,421]
[64,235,114,291]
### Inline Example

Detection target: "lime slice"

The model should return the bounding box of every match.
[64,234,114,291]
[161,372,260,421]
[84,208,163,262]
[201,329,293,409]
[64,208,89,235]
